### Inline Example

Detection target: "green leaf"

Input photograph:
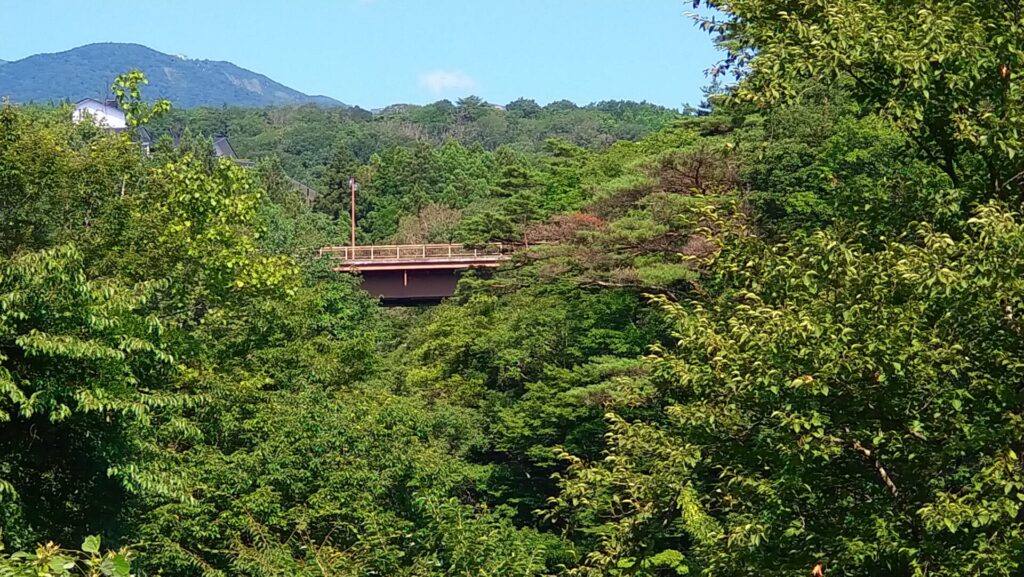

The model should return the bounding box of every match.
[82,535,101,554]
[111,554,130,577]
[49,557,71,575]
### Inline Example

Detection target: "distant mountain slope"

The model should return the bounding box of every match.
[0,43,344,108]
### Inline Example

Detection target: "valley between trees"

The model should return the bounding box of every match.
[5,1,1024,575]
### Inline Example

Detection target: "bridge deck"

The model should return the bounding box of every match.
[320,243,512,271]
[320,243,513,301]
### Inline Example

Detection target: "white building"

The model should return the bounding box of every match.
[71,98,153,154]
[71,98,128,130]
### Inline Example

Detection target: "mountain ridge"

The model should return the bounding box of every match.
[0,43,344,108]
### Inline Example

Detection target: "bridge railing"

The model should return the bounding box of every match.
[319,243,511,263]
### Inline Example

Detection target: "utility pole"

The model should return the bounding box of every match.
[349,177,358,247]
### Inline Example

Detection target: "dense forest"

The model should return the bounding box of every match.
[5,1,1024,576]
[149,97,682,195]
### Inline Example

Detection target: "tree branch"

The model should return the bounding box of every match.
[851,440,899,497]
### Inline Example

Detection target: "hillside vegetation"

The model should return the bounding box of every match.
[5,1,1024,576]
[149,97,682,185]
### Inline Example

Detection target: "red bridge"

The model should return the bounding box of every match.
[320,243,513,302]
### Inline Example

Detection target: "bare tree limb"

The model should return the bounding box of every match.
[851,440,899,497]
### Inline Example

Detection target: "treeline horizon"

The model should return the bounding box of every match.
[13,96,687,118]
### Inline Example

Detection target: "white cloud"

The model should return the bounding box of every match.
[419,70,477,97]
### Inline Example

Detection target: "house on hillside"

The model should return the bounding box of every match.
[213,135,236,160]
[176,131,315,204]
[72,98,153,154]
[73,102,316,205]
[213,135,256,167]
[170,132,254,166]
[72,98,126,129]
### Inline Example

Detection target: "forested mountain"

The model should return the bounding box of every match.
[0,43,343,107]
[5,1,1024,576]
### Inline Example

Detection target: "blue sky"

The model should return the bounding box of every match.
[0,0,721,110]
